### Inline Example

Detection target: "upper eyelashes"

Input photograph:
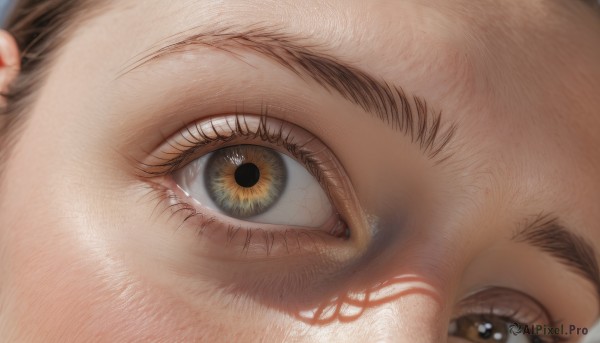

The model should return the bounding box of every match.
[139,114,325,182]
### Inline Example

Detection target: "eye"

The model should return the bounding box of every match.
[449,288,564,343]
[173,144,333,227]
[139,114,357,256]
[449,315,536,343]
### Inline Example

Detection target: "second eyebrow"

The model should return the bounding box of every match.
[121,25,457,162]
[513,214,600,303]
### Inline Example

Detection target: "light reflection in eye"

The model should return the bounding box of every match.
[449,315,532,343]
[173,144,334,227]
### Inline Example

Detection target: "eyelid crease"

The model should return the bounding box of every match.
[120,23,457,163]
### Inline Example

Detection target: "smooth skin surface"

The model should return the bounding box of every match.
[0,0,599,342]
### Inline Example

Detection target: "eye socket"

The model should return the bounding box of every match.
[173,144,334,227]
[139,114,358,254]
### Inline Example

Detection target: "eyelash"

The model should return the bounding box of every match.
[136,112,352,256]
[139,113,325,183]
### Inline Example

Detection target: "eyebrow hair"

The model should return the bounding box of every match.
[512,214,600,301]
[121,25,457,163]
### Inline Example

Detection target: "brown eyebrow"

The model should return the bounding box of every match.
[512,214,600,301]
[120,25,457,163]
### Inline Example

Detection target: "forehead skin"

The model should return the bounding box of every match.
[0,0,599,342]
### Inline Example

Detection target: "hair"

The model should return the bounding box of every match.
[0,0,102,176]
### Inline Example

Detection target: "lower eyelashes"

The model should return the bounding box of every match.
[204,145,287,218]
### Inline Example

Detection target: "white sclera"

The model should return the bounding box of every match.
[506,333,530,343]
[506,332,530,343]
[173,150,333,228]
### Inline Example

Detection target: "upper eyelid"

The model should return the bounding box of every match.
[119,24,457,164]
[138,114,325,179]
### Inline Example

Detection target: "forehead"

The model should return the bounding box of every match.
[95,0,600,98]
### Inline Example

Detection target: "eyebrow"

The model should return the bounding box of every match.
[121,25,457,163]
[512,215,600,301]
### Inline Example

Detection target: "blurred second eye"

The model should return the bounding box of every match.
[174,144,334,227]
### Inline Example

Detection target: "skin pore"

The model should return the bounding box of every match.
[0,0,599,342]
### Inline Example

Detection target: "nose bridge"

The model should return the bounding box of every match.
[356,294,447,343]
[324,295,447,343]
[354,278,447,343]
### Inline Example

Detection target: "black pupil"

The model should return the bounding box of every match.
[477,322,494,339]
[235,163,261,188]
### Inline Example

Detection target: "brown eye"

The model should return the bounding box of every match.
[449,314,511,342]
[449,288,557,343]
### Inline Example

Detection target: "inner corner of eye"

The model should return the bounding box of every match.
[171,144,336,229]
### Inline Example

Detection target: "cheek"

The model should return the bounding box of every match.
[0,214,231,342]
[0,126,286,342]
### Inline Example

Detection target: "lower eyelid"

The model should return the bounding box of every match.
[138,181,362,312]
[147,176,352,261]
